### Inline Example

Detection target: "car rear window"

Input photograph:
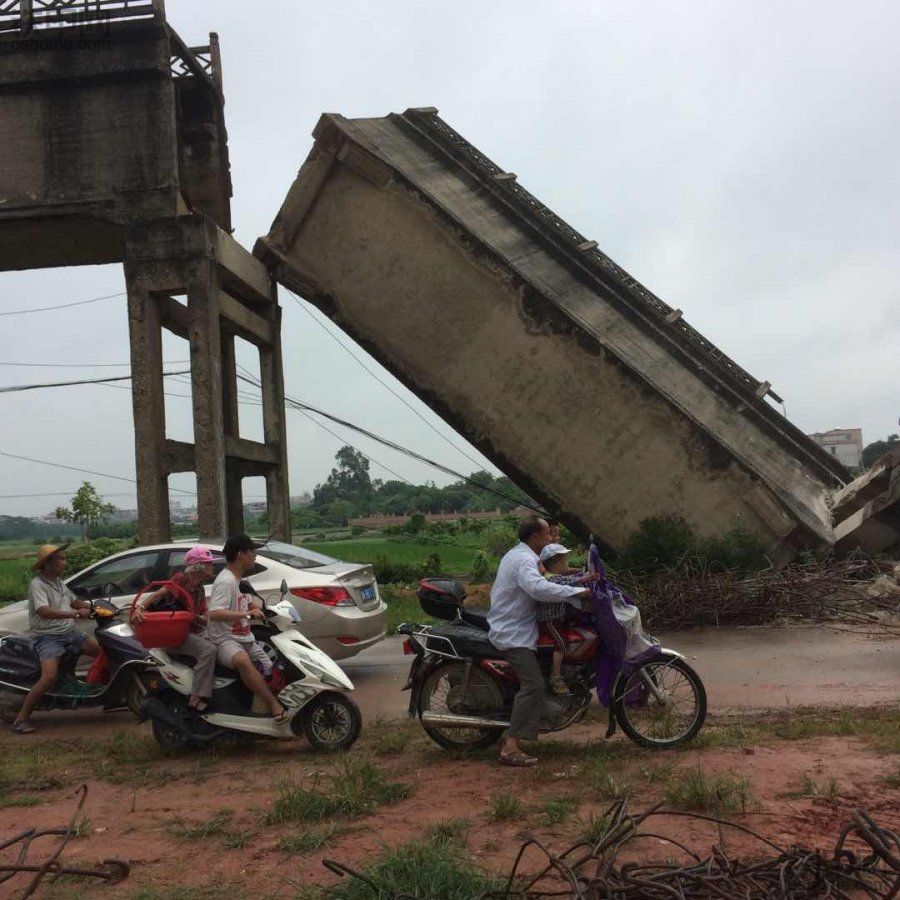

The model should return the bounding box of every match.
[259,540,338,570]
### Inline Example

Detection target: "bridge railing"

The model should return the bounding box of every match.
[0,0,162,35]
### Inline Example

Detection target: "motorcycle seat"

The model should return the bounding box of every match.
[426,622,498,659]
[168,651,237,681]
[461,608,489,631]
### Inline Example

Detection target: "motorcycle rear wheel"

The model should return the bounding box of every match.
[301,693,362,752]
[125,674,147,719]
[613,656,707,749]
[151,717,191,754]
[419,662,504,751]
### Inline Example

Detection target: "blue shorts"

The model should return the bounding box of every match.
[33,630,88,663]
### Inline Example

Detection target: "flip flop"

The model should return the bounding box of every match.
[274,707,289,724]
[499,751,537,767]
[188,701,209,714]
[10,721,36,735]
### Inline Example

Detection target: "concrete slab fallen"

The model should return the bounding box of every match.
[258,109,846,558]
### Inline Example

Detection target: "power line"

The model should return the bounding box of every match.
[285,290,490,474]
[235,371,539,513]
[0,291,125,318]
[0,491,138,499]
[0,450,195,497]
[0,360,188,369]
[0,370,191,394]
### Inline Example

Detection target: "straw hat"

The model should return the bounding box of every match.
[32,543,70,571]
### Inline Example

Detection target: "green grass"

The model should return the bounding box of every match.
[0,556,30,602]
[277,823,351,854]
[663,766,756,813]
[488,792,521,822]
[578,812,610,844]
[426,818,471,845]
[304,538,485,578]
[539,796,578,825]
[166,808,234,840]
[784,774,841,801]
[262,757,411,825]
[306,837,500,900]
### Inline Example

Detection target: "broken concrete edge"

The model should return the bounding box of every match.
[834,465,900,556]
[832,447,900,524]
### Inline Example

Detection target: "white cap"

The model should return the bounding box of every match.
[540,542,571,562]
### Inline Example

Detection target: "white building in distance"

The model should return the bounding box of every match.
[809,428,863,469]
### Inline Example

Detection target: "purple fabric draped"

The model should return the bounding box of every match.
[572,544,664,706]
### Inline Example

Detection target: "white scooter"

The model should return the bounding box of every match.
[140,580,361,752]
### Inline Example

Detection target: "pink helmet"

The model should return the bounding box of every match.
[184,547,216,567]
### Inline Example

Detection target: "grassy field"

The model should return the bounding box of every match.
[304,538,487,578]
[0,557,30,603]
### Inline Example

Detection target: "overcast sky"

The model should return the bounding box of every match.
[2,0,898,518]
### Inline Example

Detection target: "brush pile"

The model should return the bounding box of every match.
[612,554,899,634]
[481,802,900,899]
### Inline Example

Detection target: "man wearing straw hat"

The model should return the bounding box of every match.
[10,544,100,734]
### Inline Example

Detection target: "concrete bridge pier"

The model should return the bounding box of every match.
[125,214,290,544]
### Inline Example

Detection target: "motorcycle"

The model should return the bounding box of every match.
[0,596,154,723]
[140,579,362,752]
[399,577,707,751]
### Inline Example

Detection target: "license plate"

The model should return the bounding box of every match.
[360,585,376,602]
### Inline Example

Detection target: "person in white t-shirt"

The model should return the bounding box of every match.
[208,535,286,722]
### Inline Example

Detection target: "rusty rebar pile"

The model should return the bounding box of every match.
[325,802,900,899]
[0,786,129,897]
[612,554,899,634]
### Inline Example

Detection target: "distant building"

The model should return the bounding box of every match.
[809,428,863,469]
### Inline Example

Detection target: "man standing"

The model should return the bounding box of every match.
[11,544,99,734]
[207,535,286,722]
[488,517,591,766]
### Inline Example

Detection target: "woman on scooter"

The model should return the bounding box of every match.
[131,547,217,714]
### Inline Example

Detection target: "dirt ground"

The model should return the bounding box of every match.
[1,704,898,899]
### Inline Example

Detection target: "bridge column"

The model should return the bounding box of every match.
[125,214,291,545]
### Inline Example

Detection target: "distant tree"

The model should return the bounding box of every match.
[55,482,115,541]
[862,434,900,469]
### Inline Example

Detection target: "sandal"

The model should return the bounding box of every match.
[11,721,36,735]
[188,700,209,714]
[273,707,289,724]
[499,751,537,767]
[549,675,570,697]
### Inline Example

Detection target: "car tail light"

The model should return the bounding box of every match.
[290,586,354,607]
[336,635,360,645]
[402,639,412,655]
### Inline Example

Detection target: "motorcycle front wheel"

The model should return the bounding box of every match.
[300,693,362,752]
[418,662,504,752]
[612,655,707,749]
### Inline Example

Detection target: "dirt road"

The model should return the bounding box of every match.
[344,624,900,720]
[8,624,898,740]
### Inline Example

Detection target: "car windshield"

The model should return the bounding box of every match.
[259,540,338,570]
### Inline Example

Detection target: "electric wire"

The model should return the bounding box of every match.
[0,360,189,368]
[0,290,125,317]
[235,371,540,513]
[0,370,191,394]
[285,289,491,474]
[0,450,196,497]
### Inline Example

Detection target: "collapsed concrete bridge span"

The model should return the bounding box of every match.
[257,108,847,559]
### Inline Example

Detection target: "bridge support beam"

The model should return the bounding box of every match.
[126,214,290,544]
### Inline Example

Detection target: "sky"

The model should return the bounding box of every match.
[1,0,898,518]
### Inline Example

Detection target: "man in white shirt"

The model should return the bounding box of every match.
[488,516,592,766]
[208,535,286,722]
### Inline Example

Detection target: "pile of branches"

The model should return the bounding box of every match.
[482,802,900,899]
[612,554,899,634]
[325,801,900,899]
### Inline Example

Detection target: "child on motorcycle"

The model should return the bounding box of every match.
[131,546,217,714]
[538,543,595,696]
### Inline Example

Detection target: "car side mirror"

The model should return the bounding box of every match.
[279,579,288,598]
[104,583,116,599]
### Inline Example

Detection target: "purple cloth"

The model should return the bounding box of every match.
[574,544,664,706]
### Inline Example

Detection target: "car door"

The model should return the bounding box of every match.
[67,550,164,633]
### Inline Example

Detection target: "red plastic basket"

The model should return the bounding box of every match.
[131,580,195,649]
